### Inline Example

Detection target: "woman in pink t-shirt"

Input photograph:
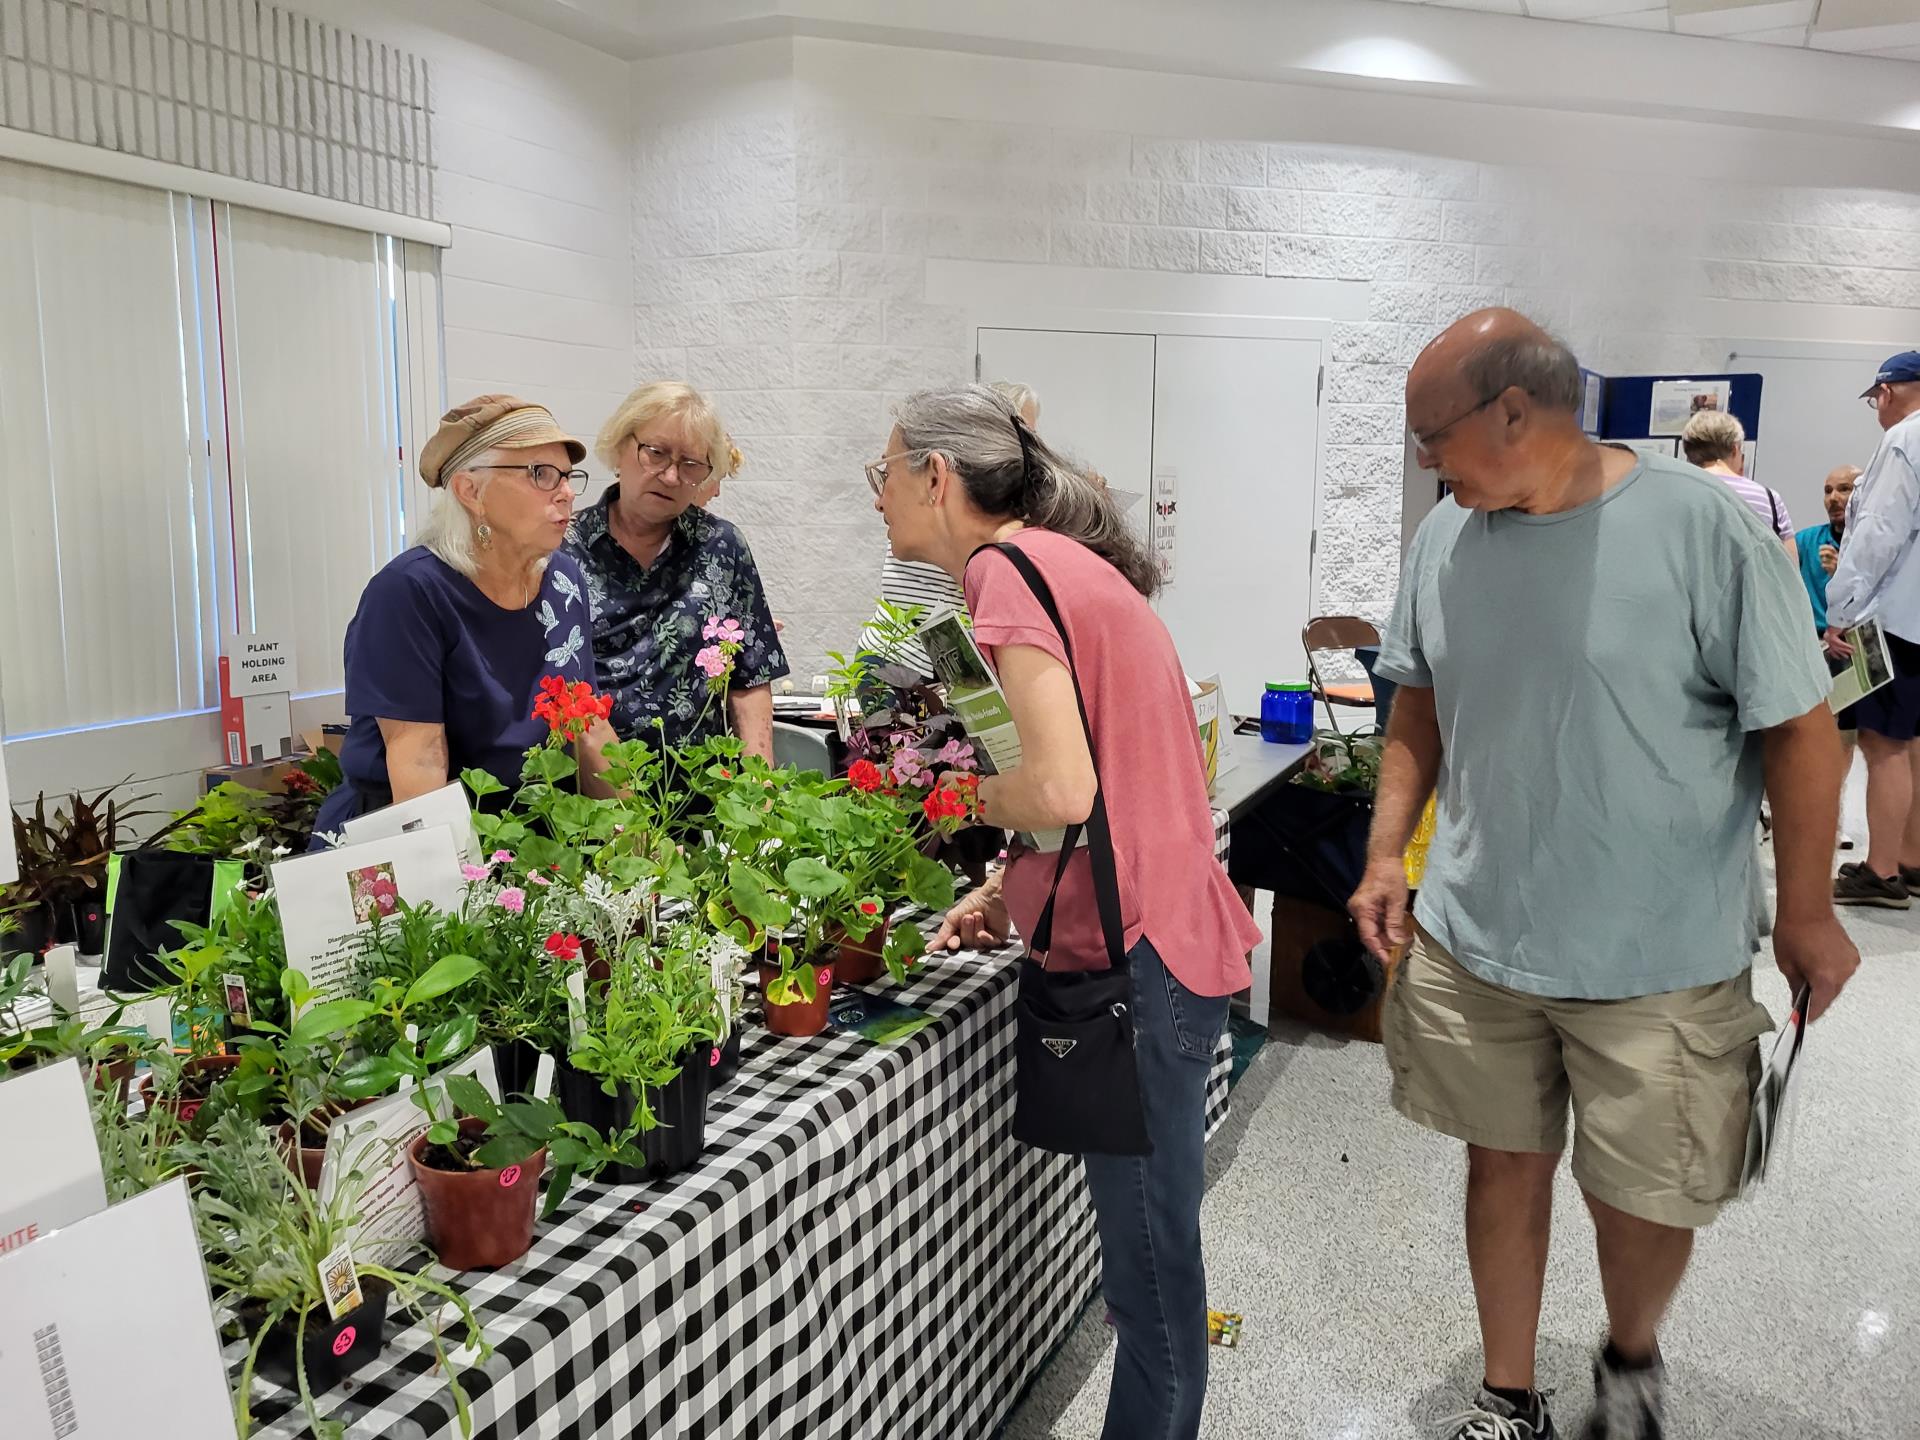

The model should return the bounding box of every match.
[865,385,1258,1440]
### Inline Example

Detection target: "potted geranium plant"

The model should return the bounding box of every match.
[183,1110,487,1440]
[404,1072,560,1270]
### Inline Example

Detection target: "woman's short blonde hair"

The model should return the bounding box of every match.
[595,381,731,477]
[1680,409,1744,466]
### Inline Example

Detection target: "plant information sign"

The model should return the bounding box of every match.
[0,1061,107,1258]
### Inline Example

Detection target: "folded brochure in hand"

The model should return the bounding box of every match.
[918,607,1081,854]
[1829,619,1893,713]
[1739,983,1809,1196]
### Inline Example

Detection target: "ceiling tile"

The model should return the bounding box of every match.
[1809,19,1920,49]
[1526,0,1676,18]
[1735,23,1821,42]
[1672,0,1816,34]
[1587,8,1676,28]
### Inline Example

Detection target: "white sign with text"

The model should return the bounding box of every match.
[0,1061,107,1259]
[0,1179,237,1439]
[225,631,296,695]
[270,827,467,1003]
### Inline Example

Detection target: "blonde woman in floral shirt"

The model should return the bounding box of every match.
[562,382,787,760]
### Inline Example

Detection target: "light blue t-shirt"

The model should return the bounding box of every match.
[1375,455,1831,1000]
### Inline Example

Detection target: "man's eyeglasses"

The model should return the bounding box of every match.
[864,449,928,497]
[473,463,589,495]
[1866,386,1888,410]
[1409,392,1500,451]
[632,440,714,486]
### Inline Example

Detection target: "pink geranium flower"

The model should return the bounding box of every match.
[935,739,978,772]
[497,887,526,913]
[703,616,744,644]
[695,645,728,678]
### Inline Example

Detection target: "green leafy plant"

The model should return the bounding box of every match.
[334,952,485,1132]
[151,749,342,859]
[182,1111,487,1440]
[225,969,375,1143]
[1294,728,1386,795]
[90,1074,191,1202]
[418,1071,563,1174]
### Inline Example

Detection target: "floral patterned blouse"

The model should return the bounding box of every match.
[562,487,788,747]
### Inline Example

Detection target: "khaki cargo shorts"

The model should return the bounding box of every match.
[1384,925,1773,1229]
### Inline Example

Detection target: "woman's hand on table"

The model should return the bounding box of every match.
[932,878,1011,953]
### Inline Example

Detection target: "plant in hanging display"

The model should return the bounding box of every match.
[182,1111,487,1440]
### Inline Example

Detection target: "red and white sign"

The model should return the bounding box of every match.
[0,1061,107,1257]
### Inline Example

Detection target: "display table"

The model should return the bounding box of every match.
[251,943,1232,1439]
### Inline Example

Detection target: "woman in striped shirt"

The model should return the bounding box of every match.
[1681,409,1795,556]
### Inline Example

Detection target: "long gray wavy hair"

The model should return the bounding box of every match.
[893,385,1159,597]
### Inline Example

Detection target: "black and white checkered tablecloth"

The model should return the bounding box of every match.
[251,942,1233,1440]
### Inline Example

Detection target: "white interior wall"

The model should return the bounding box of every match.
[627,33,1920,683]
[3,0,633,820]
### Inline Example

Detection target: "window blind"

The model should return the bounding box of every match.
[0,154,441,739]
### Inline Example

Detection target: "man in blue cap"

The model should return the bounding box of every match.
[1826,350,1920,905]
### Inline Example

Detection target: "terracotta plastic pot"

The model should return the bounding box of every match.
[758,962,833,1038]
[554,1047,713,1184]
[408,1118,546,1270]
[244,1278,390,1393]
[136,1053,242,1124]
[828,918,891,986]
[276,1100,372,1190]
[90,1052,137,1106]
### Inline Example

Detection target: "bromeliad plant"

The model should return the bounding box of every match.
[183,1110,487,1440]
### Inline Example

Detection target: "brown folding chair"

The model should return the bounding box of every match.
[1303,616,1381,732]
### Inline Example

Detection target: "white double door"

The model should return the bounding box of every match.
[976,325,1324,718]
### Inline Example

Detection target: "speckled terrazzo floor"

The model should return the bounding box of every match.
[1002,851,1918,1437]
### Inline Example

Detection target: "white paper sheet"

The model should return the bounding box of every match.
[0,1061,108,1258]
[1648,378,1732,436]
[0,1179,237,1439]
[269,828,467,1003]
[319,1049,498,1269]
[341,780,480,864]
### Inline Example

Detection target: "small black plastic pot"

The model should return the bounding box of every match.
[554,1044,712,1184]
[491,1037,543,1100]
[711,1028,742,1086]
[246,1277,391,1393]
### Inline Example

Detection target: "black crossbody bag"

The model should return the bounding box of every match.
[978,542,1151,1157]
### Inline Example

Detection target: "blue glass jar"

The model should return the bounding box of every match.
[1260,682,1314,745]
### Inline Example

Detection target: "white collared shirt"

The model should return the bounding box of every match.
[1827,410,1920,639]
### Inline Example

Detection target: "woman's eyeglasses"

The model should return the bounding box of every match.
[864,449,927,497]
[632,440,714,486]
[473,463,589,495]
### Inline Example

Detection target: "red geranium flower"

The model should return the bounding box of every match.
[544,932,582,962]
[847,759,886,793]
[859,901,880,916]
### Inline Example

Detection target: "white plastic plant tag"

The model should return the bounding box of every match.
[317,1240,364,1321]
[43,946,79,1015]
[565,969,587,1041]
[142,997,172,1045]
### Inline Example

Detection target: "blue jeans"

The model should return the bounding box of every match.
[1081,936,1230,1440]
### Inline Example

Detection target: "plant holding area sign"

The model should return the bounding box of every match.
[219,632,296,766]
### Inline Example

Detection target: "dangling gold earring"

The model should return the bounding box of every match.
[476,522,494,549]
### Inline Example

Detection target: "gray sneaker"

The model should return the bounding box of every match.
[1584,1348,1665,1440]
[1442,1388,1558,1439]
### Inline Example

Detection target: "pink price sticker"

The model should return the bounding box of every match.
[498,1164,522,1189]
[708,1047,721,1068]
[819,966,833,986]
[179,1101,203,1124]
[332,1327,357,1357]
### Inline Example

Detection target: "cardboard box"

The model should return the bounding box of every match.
[202,752,314,796]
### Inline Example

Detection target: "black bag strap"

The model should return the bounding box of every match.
[972,540,1129,974]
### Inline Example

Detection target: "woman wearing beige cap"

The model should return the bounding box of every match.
[310,395,617,841]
